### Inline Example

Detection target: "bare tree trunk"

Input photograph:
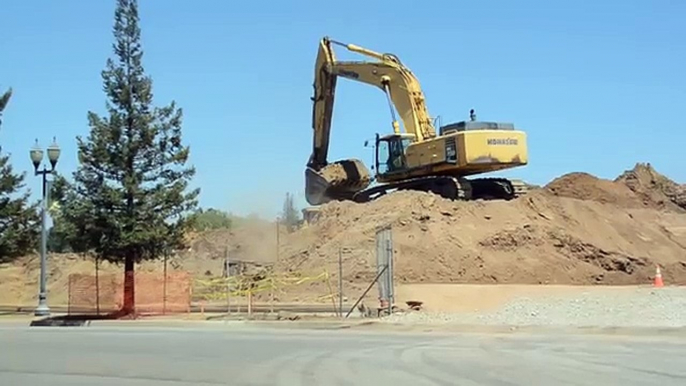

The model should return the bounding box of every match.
[122,255,135,315]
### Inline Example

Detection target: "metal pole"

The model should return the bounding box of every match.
[163,252,167,315]
[230,247,231,316]
[95,255,100,315]
[269,277,274,314]
[275,218,280,262]
[34,170,50,316]
[386,238,393,316]
[272,218,279,316]
[67,275,71,315]
[345,265,388,318]
[338,248,343,317]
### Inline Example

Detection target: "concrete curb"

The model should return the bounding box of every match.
[5,314,685,338]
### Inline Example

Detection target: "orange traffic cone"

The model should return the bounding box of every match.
[654,265,664,288]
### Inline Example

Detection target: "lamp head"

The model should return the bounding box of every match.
[29,139,43,171]
[46,137,60,169]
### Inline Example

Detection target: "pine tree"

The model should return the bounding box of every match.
[59,0,199,315]
[191,208,233,232]
[0,89,11,127]
[0,88,40,262]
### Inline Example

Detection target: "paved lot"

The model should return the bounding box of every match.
[1,324,685,385]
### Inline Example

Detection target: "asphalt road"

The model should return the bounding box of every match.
[1,324,685,385]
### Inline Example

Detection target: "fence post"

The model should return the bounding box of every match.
[269,276,274,314]
[276,218,280,262]
[187,277,192,314]
[338,248,343,317]
[375,226,394,316]
[95,255,100,315]
[386,235,394,315]
[323,270,338,316]
[163,253,167,315]
[230,247,231,315]
[67,274,71,316]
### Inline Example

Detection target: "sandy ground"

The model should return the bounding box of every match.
[393,283,655,313]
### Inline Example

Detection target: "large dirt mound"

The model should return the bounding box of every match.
[278,168,686,286]
[3,164,686,307]
[615,163,686,212]
[544,172,644,208]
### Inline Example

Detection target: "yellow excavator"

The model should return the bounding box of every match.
[305,37,529,206]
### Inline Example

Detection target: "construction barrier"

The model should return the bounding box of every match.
[193,270,339,313]
[67,273,119,315]
[67,271,192,315]
[68,269,337,316]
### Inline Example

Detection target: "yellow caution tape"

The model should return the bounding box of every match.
[193,271,332,301]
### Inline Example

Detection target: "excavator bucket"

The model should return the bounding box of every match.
[305,159,372,206]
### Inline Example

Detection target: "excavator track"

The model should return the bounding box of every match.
[469,177,517,200]
[508,179,530,197]
[352,176,470,203]
[352,176,527,203]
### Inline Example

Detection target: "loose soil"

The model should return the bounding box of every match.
[2,163,686,307]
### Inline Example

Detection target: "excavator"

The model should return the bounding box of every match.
[305,37,529,206]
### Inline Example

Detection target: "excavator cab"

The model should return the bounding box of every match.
[375,133,415,175]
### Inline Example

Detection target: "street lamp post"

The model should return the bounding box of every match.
[29,138,61,316]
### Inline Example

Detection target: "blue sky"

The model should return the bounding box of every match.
[2,0,684,218]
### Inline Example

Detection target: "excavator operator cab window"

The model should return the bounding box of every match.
[376,135,412,175]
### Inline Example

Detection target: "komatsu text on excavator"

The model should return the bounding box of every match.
[305,36,529,206]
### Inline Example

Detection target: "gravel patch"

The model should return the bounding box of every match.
[384,287,686,328]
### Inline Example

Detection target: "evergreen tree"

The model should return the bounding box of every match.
[0,88,11,127]
[46,177,82,253]
[191,208,233,232]
[59,0,199,314]
[0,88,40,262]
[281,192,300,232]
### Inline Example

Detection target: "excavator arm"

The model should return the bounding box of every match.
[306,37,437,205]
[308,38,337,170]
[309,37,436,168]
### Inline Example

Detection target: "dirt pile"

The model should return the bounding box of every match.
[3,164,686,307]
[544,172,644,208]
[277,166,686,286]
[543,164,686,213]
[615,163,686,211]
